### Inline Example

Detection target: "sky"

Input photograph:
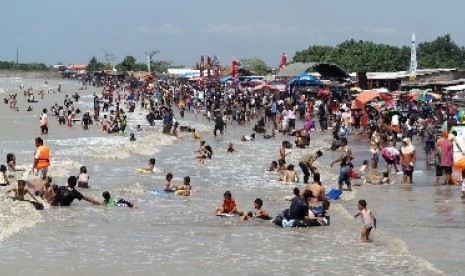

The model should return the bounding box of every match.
[1,0,465,68]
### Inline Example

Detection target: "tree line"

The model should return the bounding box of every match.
[293,34,465,72]
[0,61,48,71]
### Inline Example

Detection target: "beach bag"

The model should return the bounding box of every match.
[381,148,395,161]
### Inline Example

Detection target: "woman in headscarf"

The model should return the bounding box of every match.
[400,138,416,183]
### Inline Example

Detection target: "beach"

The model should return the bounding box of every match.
[0,76,461,275]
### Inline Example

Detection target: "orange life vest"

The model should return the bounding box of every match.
[36,145,50,168]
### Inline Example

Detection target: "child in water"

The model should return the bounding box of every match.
[5,180,40,202]
[0,165,9,186]
[140,158,156,173]
[241,198,271,220]
[102,191,134,207]
[41,176,56,203]
[164,172,176,192]
[175,176,191,196]
[77,166,89,188]
[227,143,235,153]
[354,199,377,242]
[215,191,241,215]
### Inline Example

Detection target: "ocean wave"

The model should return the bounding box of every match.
[0,197,43,243]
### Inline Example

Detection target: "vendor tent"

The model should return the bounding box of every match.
[287,72,319,87]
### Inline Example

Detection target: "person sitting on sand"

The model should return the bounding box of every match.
[215,191,241,215]
[102,191,134,207]
[241,198,271,220]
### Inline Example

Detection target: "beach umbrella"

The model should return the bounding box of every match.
[287,72,319,86]
[356,90,392,104]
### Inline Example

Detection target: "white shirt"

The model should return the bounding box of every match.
[391,114,399,126]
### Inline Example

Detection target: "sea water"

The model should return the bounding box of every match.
[0,76,457,275]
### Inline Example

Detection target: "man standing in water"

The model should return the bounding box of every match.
[40,108,48,135]
[298,150,322,184]
[31,137,50,180]
[330,138,354,191]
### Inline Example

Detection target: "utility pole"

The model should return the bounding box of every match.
[145,50,159,75]
[16,47,18,64]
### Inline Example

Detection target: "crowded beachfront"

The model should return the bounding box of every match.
[0,58,464,274]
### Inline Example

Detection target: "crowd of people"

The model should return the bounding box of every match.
[4,72,465,242]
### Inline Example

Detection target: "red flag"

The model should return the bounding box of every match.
[279,52,287,69]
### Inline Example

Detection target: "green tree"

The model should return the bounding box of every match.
[87,56,105,72]
[239,57,269,75]
[151,60,172,73]
[116,55,137,71]
[417,34,465,69]
[293,45,334,63]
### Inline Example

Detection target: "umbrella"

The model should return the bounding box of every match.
[356,90,391,104]
[287,72,319,86]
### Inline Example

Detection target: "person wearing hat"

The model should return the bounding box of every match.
[51,176,100,206]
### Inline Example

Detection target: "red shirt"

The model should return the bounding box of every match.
[222,198,237,213]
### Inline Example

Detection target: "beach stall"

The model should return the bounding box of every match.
[352,90,392,128]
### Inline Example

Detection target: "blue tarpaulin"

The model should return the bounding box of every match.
[287,72,319,87]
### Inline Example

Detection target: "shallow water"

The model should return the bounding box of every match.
[0,77,457,275]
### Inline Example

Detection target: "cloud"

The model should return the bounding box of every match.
[363,27,407,36]
[135,23,183,35]
[204,23,300,37]
[158,23,183,35]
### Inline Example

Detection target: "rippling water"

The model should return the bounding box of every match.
[0,77,455,275]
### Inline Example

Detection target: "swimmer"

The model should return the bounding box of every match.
[175,176,191,196]
[77,166,89,188]
[5,180,40,202]
[227,142,236,153]
[139,158,156,173]
[215,191,241,215]
[129,133,136,141]
[267,161,278,172]
[164,172,176,192]
[241,198,271,220]
[102,191,134,207]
